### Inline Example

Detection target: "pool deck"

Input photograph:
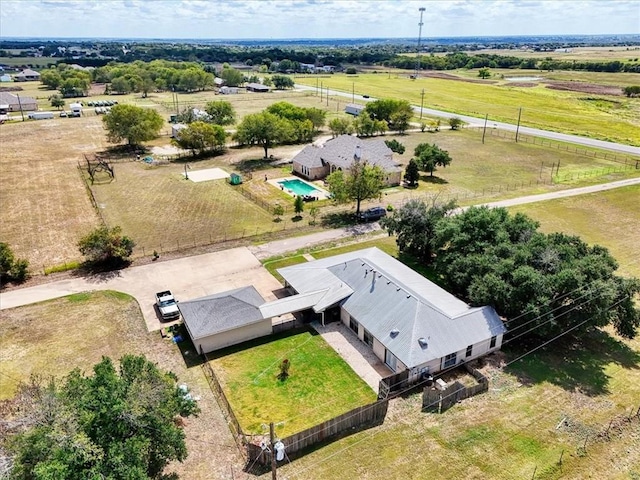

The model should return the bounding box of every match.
[268,176,331,200]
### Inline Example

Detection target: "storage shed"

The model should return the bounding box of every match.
[345,103,365,116]
[229,172,243,185]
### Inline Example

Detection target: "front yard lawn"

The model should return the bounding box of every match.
[209,329,377,437]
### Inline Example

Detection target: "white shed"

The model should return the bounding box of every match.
[171,123,188,139]
[345,103,365,116]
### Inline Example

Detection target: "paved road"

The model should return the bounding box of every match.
[295,84,640,156]
[2,178,638,326]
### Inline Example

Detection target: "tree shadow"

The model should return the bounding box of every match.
[235,157,273,172]
[320,212,356,228]
[504,329,640,396]
[420,175,448,184]
[291,215,303,222]
[71,260,131,284]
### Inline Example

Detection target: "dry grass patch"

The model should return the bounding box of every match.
[0,117,103,268]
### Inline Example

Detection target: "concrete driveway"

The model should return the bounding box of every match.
[0,247,284,332]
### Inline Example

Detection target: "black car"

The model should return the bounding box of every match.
[358,206,387,221]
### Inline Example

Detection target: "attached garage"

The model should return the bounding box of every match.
[179,286,272,354]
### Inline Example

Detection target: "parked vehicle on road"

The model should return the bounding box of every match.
[358,206,387,222]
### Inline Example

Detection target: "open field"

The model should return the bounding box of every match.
[294,72,640,145]
[0,291,245,479]
[508,184,640,278]
[269,331,640,479]
[209,329,377,437]
[471,46,640,62]
[3,103,638,271]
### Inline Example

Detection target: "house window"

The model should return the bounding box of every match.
[364,329,373,347]
[443,352,457,368]
[490,336,497,349]
[349,316,359,334]
[466,345,473,358]
[385,349,397,371]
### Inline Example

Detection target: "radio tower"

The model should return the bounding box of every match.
[415,7,426,78]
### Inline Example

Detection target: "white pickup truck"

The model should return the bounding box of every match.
[156,290,180,321]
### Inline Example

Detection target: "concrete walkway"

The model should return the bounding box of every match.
[311,320,390,393]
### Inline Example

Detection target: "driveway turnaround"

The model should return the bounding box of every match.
[0,247,284,332]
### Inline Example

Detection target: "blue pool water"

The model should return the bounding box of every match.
[278,179,320,196]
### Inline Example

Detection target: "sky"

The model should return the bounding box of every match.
[0,0,638,40]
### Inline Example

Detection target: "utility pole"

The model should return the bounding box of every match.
[326,86,329,106]
[515,107,522,143]
[16,93,25,121]
[320,81,323,102]
[316,77,319,96]
[482,113,488,144]
[420,88,425,120]
[415,7,426,78]
[352,82,355,103]
[270,422,277,480]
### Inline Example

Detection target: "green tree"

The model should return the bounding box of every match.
[40,69,62,89]
[219,66,244,87]
[102,104,164,146]
[328,117,353,137]
[110,75,133,94]
[273,203,284,222]
[414,143,452,177]
[364,99,412,129]
[0,242,29,283]
[433,206,640,340]
[353,114,377,137]
[77,225,135,266]
[385,139,405,154]
[172,121,227,156]
[304,107,327,132]
[381,197,457,263]
[478,67,491,79]
[403,158,420,187]
[389,109,412,134]
[272,74,295,89]
[204,100,236,125]
[233,111,293,158]
[308,206,319,225]
[7,355,199,480]
[49,94,65,110]
[622,85,640,97]
[326,160,385,217]
[294,195,304,218]
[448,117,464,130]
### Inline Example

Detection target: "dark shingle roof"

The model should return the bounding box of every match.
[179,286,265,339]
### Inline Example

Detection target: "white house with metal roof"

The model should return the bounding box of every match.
[291,134,402,186]
[179,247,506,384]
[277,248,506,381]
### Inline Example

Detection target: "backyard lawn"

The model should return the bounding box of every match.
[209,329,377,437]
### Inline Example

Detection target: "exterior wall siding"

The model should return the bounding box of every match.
[194,319,272,354]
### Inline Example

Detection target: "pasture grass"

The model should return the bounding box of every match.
[293,72,640,145]
[209,329,377,436]
[507,185,640,278]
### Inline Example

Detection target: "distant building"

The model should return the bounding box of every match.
[219,86,238,95]
[13,68,41,82]
[246,83,270,93]
[345,103,365,116]
[0,92,37,111]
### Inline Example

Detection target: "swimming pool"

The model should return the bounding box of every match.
[278,178,321,197]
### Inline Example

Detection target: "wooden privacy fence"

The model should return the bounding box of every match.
[378,370,409,400]
[422,364,488,413]
[247,399,389,467]
[201,357,247,454]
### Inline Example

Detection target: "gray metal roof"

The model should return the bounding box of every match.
[278,248,507,368]
[179,286,265,339]
[259,289,328,318]
[292,135,401,173]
